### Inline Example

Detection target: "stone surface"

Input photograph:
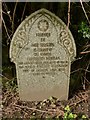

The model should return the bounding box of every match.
[10,8,76,101]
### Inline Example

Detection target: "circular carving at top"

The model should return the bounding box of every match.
[38,19,49,32]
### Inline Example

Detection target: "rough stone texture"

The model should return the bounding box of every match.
[10,9,76,101]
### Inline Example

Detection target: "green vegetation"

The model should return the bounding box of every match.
[78,22,90,39]
[64,105,88,120]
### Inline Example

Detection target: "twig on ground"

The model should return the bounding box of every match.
[80,0,90,25]
[14,104,54,114]
[3,3,12,22]
[83,61,90,89]
[69,91,88,107]
[84,44,90,48]
[13,104,64,116]
[71,68,90,74]
[2,16,11,44]
[12,1,18,34]
[83,76,90,85]
[0,73,12,80]
[67,0,71,28]
[69,98,87,107]
[21,2,27,21]
[80,51,90,54]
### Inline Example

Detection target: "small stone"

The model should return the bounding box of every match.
[0,105,3,108]
[7,11,10,14]
[35,102,38,105]
[39,106,42,109]
[43,99,47,102]
[42,103,46,106]
[32,112,36,116]
[50,104,56,108]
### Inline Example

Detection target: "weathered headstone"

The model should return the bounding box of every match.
[10,9,76,101]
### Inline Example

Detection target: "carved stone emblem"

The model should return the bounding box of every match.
[38,19,49,32]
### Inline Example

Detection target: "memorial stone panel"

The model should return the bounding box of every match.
[10,9,76,101]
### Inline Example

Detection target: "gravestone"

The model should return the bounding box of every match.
[10,8,76,101]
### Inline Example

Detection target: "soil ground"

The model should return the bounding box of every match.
[1,77,90,119]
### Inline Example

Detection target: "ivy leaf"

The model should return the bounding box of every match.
[82,115,87,118]
[65,105,70,112]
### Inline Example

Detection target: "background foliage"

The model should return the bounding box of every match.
[2,2,90,119]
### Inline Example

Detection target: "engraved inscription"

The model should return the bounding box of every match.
[36,33,50,37]
[18,57,68,76]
